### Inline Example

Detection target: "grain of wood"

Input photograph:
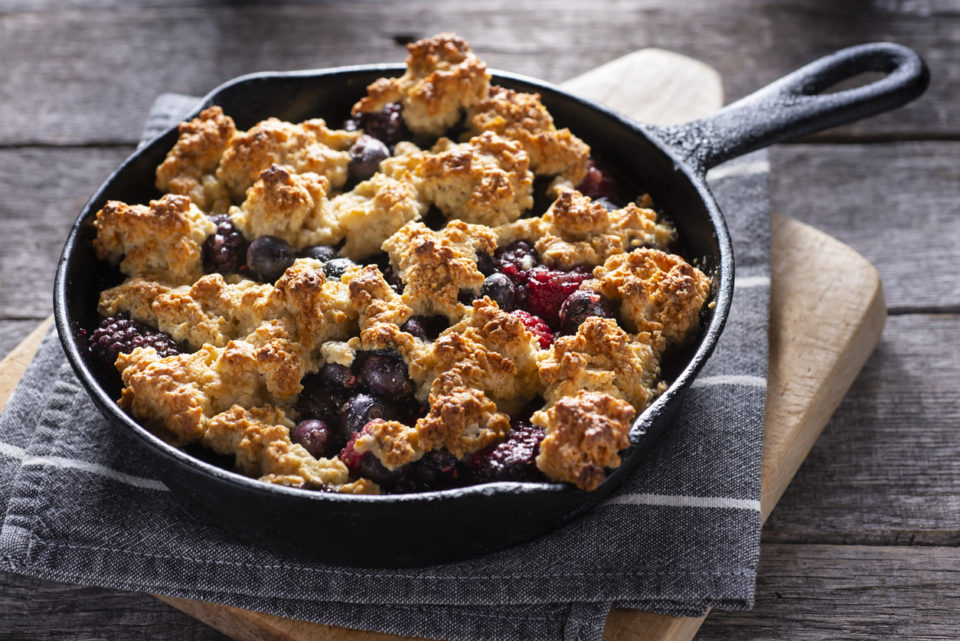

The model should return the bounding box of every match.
[0,572,229,641]
[0,0,954,146]
[0,146,132,319]
[698,545,960,640]
[763,313,960,546]
[0,320,43,362]
[770,143,960,313]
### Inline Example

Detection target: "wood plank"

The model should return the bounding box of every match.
[0,0,954,146]
[3,544,960,641]
[763,312,960,546]
[698,544,960,640]
[770,142,960,313]
[0,572,229,641]
[0,320,43,362]
[0,146,132,319]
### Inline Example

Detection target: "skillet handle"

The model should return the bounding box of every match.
[647,42,929,173]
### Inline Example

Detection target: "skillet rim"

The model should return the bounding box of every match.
[53,63,734,506]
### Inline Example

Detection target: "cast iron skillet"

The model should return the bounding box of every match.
[55,43,928,567]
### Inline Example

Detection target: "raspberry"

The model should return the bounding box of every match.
[202,214,247,275]
[88,314,179,367]
[339,422,403,488]
[513,310,553,349]
[576,158,619,201]
[464,422,546,483]
[524,266,591,329]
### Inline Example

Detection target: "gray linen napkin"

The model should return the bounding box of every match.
[0,94,770,641]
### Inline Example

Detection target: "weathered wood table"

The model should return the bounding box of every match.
[1,2,958,639]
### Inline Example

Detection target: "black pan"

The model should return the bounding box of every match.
[55,42,928,567]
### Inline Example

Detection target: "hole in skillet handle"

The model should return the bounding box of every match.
[647,42,930,174]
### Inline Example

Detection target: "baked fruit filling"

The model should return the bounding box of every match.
[87,33,711,494]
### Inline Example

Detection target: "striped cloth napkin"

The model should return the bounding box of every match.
[0,94,769,641]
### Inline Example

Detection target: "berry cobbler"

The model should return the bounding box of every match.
[88,33,711,494]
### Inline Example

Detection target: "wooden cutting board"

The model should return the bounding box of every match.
[0,49,886,641]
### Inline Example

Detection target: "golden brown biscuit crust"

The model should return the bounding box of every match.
[217,117,357,201]
[496,190,677,269]
[155,106,235,213]
[592,248,711,343]
[353,33,490,136]
[93,194,216,285]
[231,165,333,249]
[98,33,713,494]
[532,390,635,491]
[468,86,590,184]
[418,133,534,226]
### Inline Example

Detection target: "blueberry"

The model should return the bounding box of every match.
[357,352,413,398]
[480,273,517,310]
[476,252,496,276]
[247,236,295,282]
[318,363,358,390]
[340,393,388,435]
[348,135,390,183]
[401,315,448,340]
[356,451,404,488]
[323,257,356,280]
[400,317,428,340]
[296,373,349,426]
[458,289,478,306]
[380,263,403,293]
[559,290,613,334]
[202,214,247,275]
[291,419,337,458]
[298,244,337,262]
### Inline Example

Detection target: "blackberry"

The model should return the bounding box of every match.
[464,423,546,483]
[202,214,247,275]
[88,314,179,367]
[495,240,539,274]
[395,449,462,493]
[344,103,411,149]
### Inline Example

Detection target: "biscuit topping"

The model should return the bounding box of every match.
[90,33,712,494]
